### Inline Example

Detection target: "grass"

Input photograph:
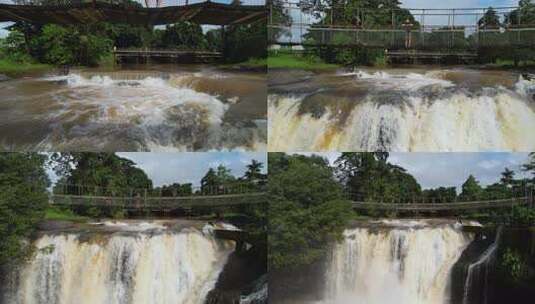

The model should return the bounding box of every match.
[486,59,535,69]
[237,57,266,68]
[268,52,340,70]
[44,206,90,223]
[218,57,267,70]
[0,58,51,77]
[97,53,116,68]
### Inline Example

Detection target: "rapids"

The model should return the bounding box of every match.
[0,66,266,151]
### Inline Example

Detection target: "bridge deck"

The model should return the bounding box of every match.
[113,49,222,62]
[51,192,266,210]
[352,197,529,212]
[0,2,266,25]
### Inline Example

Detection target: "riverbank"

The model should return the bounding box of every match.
[268,52,340,70]
[219,57,267,72]
[0,59,51,78]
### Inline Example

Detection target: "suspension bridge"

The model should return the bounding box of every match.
[268,1,535,61]
[112,48,222,63]
[351,197,532,212]
[0,0,266,26]
[49,183,266,212]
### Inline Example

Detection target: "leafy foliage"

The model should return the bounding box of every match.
[50,153,153,197]
[2,15,266,67]
[459,175,484,202]
[500,248,529,282]
[302,0,418,65]
[335,152,421,203]
[269,153,353,269]
[0,153,49,267]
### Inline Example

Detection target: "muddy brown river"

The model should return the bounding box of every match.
[0,64,266,151]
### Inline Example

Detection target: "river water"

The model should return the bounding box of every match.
[269,68,535,151]
[1,220,242,304]
[0,65,266,151]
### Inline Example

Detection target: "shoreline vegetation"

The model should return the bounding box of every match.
[268,51,340,70]
[0,58,51,77]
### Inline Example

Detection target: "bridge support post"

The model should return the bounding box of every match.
[221,25,226,62]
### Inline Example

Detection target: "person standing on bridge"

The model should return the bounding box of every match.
[402,18,414,49]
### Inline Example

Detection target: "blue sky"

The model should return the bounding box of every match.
[303,153,532,191]
[46,152,267,187]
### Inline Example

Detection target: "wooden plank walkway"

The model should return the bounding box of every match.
[352,197,530,212]
[0,2,266,25]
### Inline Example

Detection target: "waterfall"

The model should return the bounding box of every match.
[3,224,233,304]
[462,226,504,304]
[323,221,473,304]
[268,71,535,151]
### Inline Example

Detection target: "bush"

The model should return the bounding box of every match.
[500,248,528,282]
[31,25,112,66]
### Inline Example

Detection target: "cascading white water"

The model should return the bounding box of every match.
[3,223,234,304]
[462,226,504,304]
[268,71,535,151]
[323,220,473,304]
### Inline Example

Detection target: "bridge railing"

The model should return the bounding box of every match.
[50,191,266,208]
[351,197,531,211]
[52,182,266,198]
[268,1,535,48]
[6,0,266,7]
[342,186,535,205]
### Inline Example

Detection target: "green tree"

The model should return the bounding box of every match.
[0,153,49,268]
[269,153,352,269]
[30,24,112,66]
[50,153,152,196]
[522,152,535,178]
[459,175,483,201]
[501,167,515,187]
[244,159,265,182]
[155,22,208,50]
[478,7,501,29]
[335,152,421,203]
[422,187,457,203]
[201,168,219,194]
[302,0,419,65]
[224,21,267,62]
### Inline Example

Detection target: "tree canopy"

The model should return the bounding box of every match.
[335,152,421,203]
[0,153,49,268]
[50,152,152,196]
[269,153,352,269]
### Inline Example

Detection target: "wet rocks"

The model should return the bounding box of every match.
[0,74,10,82]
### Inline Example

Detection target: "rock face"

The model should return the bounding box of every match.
[0,74,10,82]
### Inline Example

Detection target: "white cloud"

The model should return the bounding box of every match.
[477,159,501,170]
[44,152,267,188]
[296,152,530,191]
